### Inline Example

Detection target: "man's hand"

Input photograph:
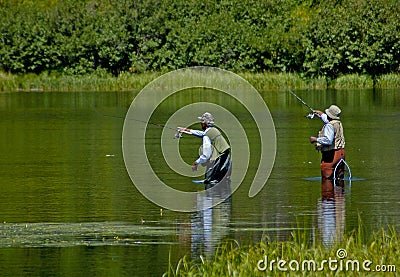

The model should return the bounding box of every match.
[177,127,191,134]
[191,161,198,171]
[310,136,318,143]
[313,110,323,116]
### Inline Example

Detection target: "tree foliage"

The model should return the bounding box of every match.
[1,0,399,81]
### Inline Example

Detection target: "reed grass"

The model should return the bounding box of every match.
[164,224,399,276]
[1,71,400,92]
[376,73,400,88]
[0,71,163,92]
[238,72,328,91]
[334,74,374,89]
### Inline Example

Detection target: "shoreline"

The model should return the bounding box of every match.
[1,71,400,92]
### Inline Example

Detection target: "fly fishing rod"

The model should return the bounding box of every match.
[285,87,316,119]
[272,78,316,119]
[130,117,183,138]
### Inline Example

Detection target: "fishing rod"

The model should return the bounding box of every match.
[271,78,316,119]
[130,117,183,139]
[285,87,315,119]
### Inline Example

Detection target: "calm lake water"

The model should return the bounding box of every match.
[0,88,399,276]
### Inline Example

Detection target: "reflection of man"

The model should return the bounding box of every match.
[310,105,346,180]
[318,178,345,246]
[191,181,232,258]
[178,112,232,188]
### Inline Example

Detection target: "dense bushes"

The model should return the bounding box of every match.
[1,0,399,82]
[302,0,400,85]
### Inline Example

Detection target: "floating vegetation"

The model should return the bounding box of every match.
[0,222,178,248]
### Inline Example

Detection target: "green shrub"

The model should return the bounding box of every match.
[1,0,399,83]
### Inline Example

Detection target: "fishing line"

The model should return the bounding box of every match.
[93,109,182,138]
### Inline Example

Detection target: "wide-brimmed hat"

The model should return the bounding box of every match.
[325,105,341,120]
[198,112,214,126]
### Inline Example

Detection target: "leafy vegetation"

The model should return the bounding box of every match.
[1,0,399,87]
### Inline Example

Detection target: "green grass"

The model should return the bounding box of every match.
[239,72,328,90]
[164,225,399,276]
[0,71,163,92]
[334,74,374,89]
[1,71,400,92]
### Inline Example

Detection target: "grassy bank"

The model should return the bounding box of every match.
[0,71,162,92]
[165,226,399,276]
[1,71,400,92]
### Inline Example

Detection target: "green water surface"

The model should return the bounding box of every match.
[0,89,399,276]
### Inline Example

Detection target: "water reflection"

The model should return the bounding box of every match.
[317,179,346,246]
[190,180,232,258]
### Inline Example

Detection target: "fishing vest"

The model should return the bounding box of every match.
[205,127,230,157]
[316,120,345,151]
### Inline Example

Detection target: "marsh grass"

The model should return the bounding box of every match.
[239,72,328,91]
[376,73,400,88]
[1,71,400,92]
[164,224,399,276]
[0,71,163,92]
[334,74,374,89]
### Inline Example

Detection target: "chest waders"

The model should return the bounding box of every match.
[316,120,347,180]
[203,127,232,187]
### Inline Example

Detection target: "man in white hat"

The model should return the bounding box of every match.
[177,112,231,188]
[310,105,346,180]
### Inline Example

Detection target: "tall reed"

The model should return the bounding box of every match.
[1,71,400,92]
[164,225,399,276]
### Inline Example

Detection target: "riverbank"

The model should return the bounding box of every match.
[165,225,399,276]
[1,71,400,92]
